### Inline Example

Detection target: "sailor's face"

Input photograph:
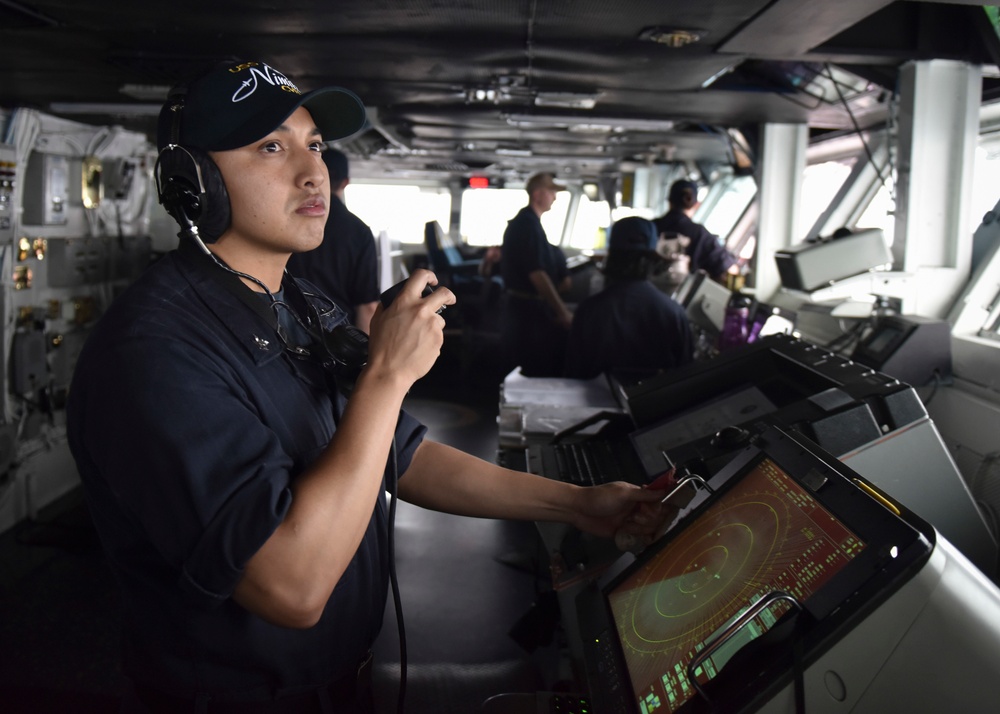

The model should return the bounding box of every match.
[533,185,558,213]
[209,106,330,257]
[540,187,558,211]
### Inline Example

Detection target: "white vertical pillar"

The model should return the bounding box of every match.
[894,59,979,317]
[754,122,808,302]
[377,229,394,291]
[622,164,670,216]
[631,166,653,212]
[648,163,671,217]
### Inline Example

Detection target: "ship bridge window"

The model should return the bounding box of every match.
[459,187,571,247]
[700,174,757,244]
[804,132,895,245]
[567,194,613,251]
[345,183,452,245]
[856,182,896,247]
[798,158,858,239]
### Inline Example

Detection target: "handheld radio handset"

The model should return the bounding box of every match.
[323,278,443,388]
[380,279,443,313]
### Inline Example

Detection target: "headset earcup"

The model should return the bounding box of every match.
[155,146,203,226]
[155,146,231,242]
[192,151,231,242]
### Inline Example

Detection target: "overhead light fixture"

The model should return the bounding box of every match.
[638,27,706,48]
[495,147,533,157]
[534,92,600,109]
[701,63,738,88]
[467,87,499,103]
[567,123,616,134]
[506,114,675,133]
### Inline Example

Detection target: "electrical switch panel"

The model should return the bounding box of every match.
[0,144,16,241]
[22,151,69,226]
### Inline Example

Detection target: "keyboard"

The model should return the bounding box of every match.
[538,440,634,486]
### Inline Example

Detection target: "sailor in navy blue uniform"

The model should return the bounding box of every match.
[67,59,673,713]
[565,216,694,382]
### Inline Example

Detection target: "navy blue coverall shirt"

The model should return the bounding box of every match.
[499,205,571,376]
[66,246,426,700]
[564,279,694,381]
[653,209,736,280]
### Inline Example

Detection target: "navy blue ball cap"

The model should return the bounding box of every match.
[157,60,367,152]
[609,216,660,253]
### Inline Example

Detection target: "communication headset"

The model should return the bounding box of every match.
[153,86,231,244]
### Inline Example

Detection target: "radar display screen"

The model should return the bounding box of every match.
[607,456,866,714]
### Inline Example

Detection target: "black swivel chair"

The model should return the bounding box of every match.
[422,220,503,315]
[423,220,483,287]
[422,221,505,376]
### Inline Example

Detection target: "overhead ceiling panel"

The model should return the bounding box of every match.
[719,0,896,56]
[0,0,992,180]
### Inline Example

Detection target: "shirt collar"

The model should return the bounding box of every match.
[174,245,287,366]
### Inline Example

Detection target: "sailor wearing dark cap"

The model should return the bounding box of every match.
[68,61,671,713]
[653,179,738,282]
[565,216,694,382]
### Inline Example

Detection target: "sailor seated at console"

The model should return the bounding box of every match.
[564,216,694,383]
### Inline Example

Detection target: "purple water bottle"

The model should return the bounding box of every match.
[718,294,751,350]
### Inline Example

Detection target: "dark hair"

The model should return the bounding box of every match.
[670,188,698,210]
[667,179,699,210]
[672,188,697,210]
